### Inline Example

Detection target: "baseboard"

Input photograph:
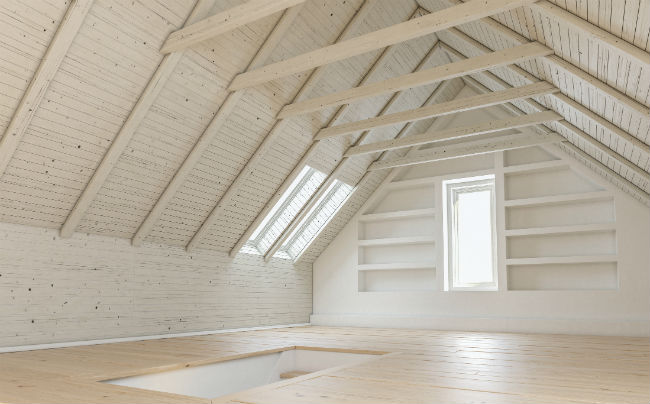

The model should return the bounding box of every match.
[310,314,650,337]
[0,323,311,353]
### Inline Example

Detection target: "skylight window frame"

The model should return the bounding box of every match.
[444,175,498,291]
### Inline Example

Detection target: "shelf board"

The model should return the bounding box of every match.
[505,223,616,237]
[357,262,436,271]
[359,208,435,222]
[503,160,568,175]
[506,255,618,265]
[358,235,435,247]
[504,191,612,207]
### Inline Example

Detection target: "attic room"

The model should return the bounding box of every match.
[0,0,648,402]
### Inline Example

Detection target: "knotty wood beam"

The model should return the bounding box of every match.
[228,0,536,91]
[346,110,561,156]
[130,4,304,247]
[530,0,650,65]
[315,81,557,139]
[262,45,449,261]
[441,30,650,186]
[186,0,381,252]
[0,0,94,179]
[368,131,564,170]
[281,41,553,119]
[160,0,306,54]
[60,0,219,238]
[229,8,434,257]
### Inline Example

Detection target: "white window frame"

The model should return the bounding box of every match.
[444,175,497,291]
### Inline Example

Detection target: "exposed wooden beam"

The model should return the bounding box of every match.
[228,0,536,90]
[186,0,382,252]
[346,110,561,156]
[446,44,650,197]
[59,0,219,239]
[281,41,552,119]
[368,131,564,170]
[130,5,304,247]
[227,7,432,257]
[434,2,649,117]
[262,45,448,261]
[316,81,557,139]
[0,0,94,179]
[160,0,306,54]
[530,0,650,65]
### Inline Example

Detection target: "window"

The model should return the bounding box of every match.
[280,179,353,260]
[444,175,497,290]
[246,166,326,255]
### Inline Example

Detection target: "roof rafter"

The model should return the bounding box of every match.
[281,41,552,119]
[0,0,94,179]
[59,0,220,239]
[346,110,562,156]
[130,4,304,247]
[186,0,383,252]
[316,81,557,140]
[160,0,306,53]
[440,28,650,188]
[368,131,563,170]
[228,0,536,91]
[262,43,450,261]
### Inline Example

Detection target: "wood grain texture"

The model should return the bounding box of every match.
[160,0,306,54]
[0,326,647,403]
[228,0,536,90]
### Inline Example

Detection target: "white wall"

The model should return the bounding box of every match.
[312,105,650,337]
[0,222,311,347]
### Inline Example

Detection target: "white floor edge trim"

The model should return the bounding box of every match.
[0,323,311,353]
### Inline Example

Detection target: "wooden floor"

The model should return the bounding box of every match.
[0,326,648,403]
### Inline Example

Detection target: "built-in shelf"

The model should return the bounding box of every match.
[506,255,619,265]
[386,177,436,190]
[505,223,616,237]
[358,236,435,247]
[357,262,436,271]
[358,208,435,222]
[504,191,612,207]
[503,160,568,175]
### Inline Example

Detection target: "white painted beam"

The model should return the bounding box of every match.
[316,81,557,139]
[346,110,562,156]
[59,0,220,238]
[130,4,304,247]
[282,41,552,119]
[160,0,306,54]
[368,132,564,170]
[186,0,381,252]
[530,0,650,65]
[0,0,94,179]
[228,0,536,90]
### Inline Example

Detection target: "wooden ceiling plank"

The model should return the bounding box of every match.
[281,41,552,119]
[130,4,304,247]
[59,0,219,239]
[345,110,562,157]
[0,0,94,179]
[230,7,433,257]
[530,0,650,65]
[160,0,306,54]
[315,81,557,140]
[186,0,381,252]
[368,131,564,170]
[262,43,448,261]
[227,0,536,91]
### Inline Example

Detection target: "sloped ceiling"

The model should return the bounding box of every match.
[0,0,647,264]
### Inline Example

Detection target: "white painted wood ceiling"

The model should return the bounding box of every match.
[0,0,648,263]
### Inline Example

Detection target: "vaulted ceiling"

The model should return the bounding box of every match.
[0,0,648,263]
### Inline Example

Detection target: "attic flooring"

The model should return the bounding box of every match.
[0,326,648,403]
